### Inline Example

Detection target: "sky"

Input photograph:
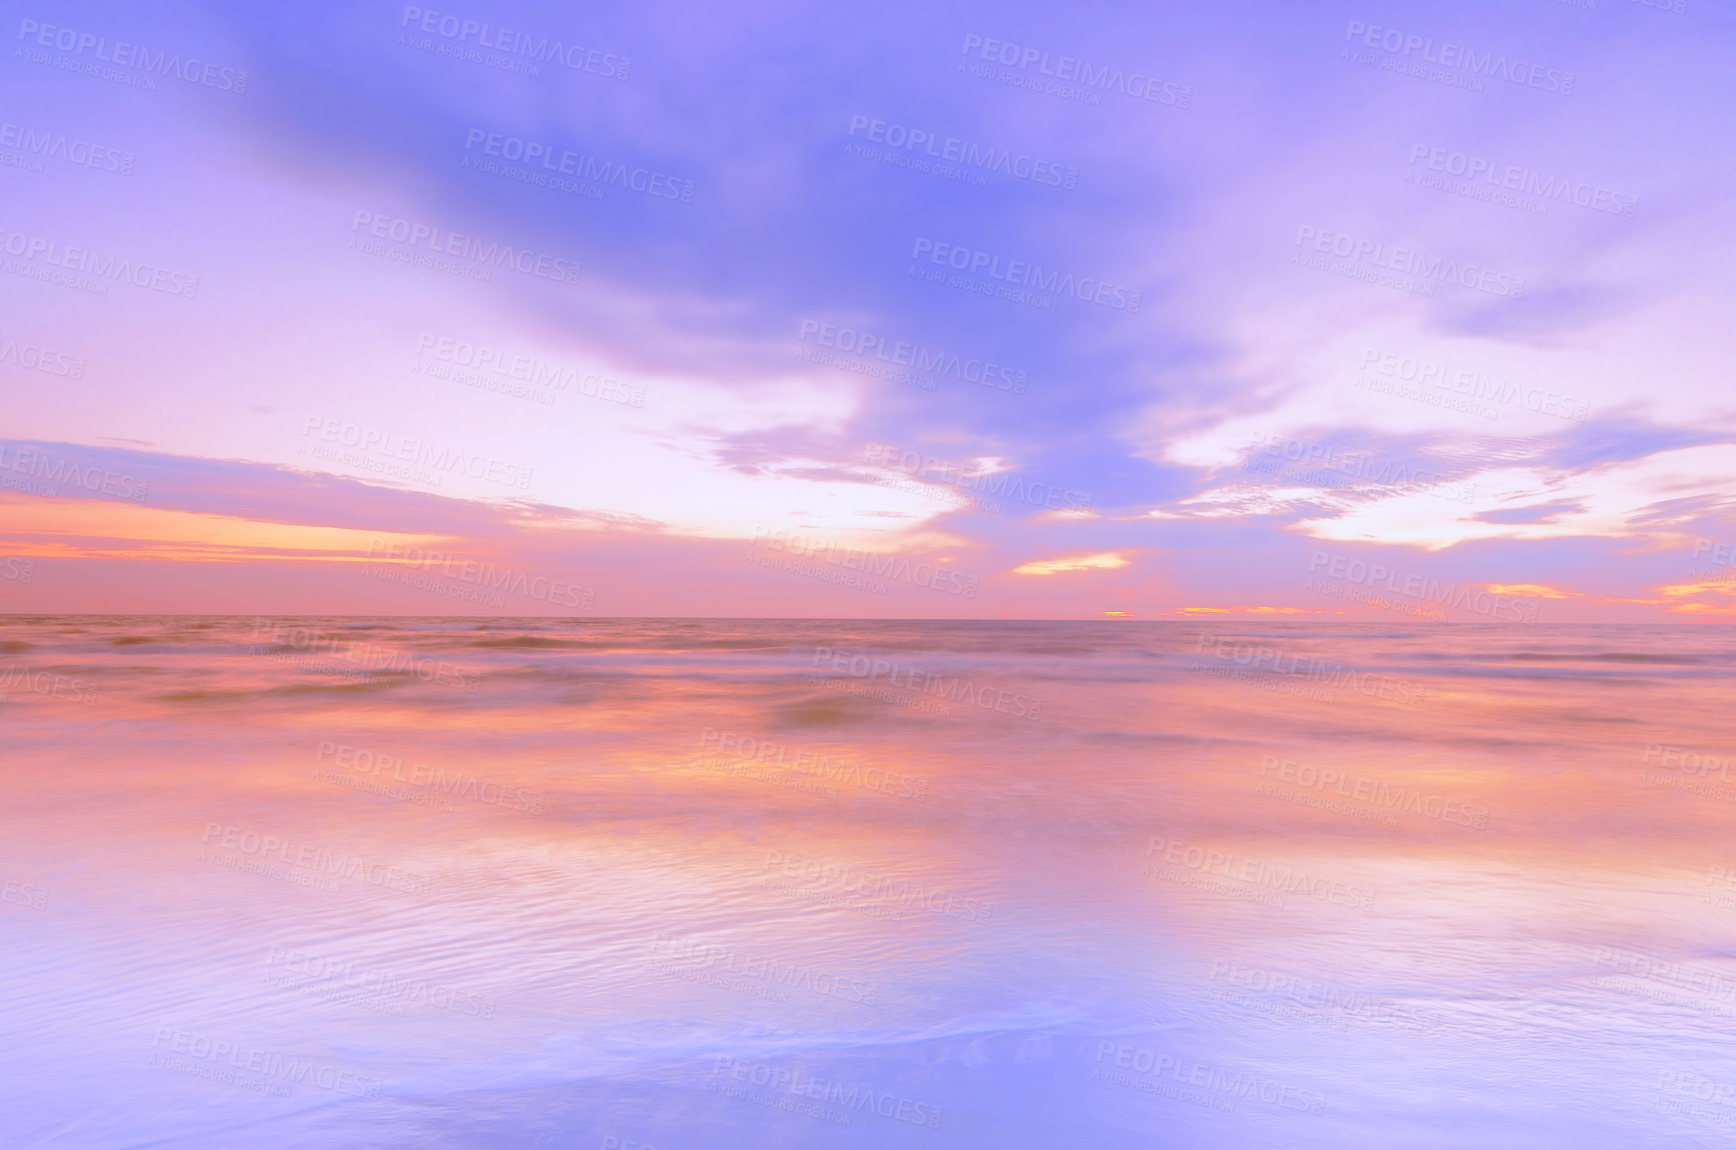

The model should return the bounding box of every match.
[1,0,1733,620]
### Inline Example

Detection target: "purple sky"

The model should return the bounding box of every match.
[2,0,1733,618]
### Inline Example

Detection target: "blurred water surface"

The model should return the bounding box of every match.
[2,616,1734,1148]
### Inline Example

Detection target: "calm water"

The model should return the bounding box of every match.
[3,617,1734,1148]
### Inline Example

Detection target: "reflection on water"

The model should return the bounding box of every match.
[2,616,1734,1147]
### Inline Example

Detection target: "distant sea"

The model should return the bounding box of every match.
[2,616,1733,1148]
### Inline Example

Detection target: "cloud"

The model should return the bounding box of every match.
[1483,584,1578,599]
[1011,552,1131,576]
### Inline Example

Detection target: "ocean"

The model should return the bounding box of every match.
[2,616,1733,1148]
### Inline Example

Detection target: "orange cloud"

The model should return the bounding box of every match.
[1482,583,1578,598]
[1011,552,1131,576]
[1159,606,1335,616]
[1650,579,1736,615]
[0,494,451,563]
